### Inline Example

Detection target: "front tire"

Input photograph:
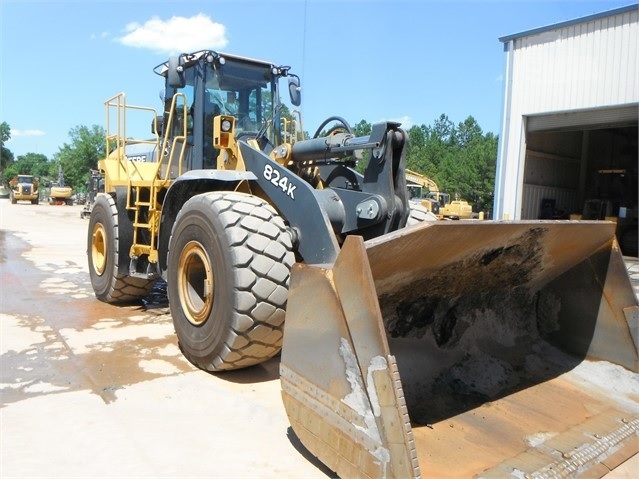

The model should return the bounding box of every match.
[167,192,295,371]
[87,194,154,303]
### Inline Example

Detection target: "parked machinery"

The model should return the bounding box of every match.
[80,169,104,219]
[48,166,73,205]
[406,168,474,219]
[582,168,638,257]
[9,174,39,204]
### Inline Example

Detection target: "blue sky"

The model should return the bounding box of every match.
[1,0,634,160]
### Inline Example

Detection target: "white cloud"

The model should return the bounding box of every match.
[385,115,414,129]
[91,31,110,40]
[10,129,45,138]
[117,14,228,54]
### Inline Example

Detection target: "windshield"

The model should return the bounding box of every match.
[160,52,293,168]
[205,60,276,140]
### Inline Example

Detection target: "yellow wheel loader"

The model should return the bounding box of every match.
[88,50,639,478]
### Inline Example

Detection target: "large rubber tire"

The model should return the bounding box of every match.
[167,192,295,371]
[87,194,154,303]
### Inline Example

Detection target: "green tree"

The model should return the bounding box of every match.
[351,119,372,173]
[405,114,498,217]
[0,122,14,184]
[453,116,483,149]
[2,153,50,185]
[353,119,371,137]
[53,125,105,191]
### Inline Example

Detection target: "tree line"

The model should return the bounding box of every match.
[0,122,105,193]
[351,115,498,215]
[0,115,498,214]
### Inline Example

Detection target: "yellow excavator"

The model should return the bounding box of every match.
[48,165,73,205]
[87,50,638,478]
[406,169,474,219]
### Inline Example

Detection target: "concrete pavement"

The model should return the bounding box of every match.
[0,199,332,478]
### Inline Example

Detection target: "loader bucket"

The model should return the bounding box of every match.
[280,220,639,479]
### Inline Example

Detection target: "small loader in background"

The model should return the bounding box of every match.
[87,50,638,478]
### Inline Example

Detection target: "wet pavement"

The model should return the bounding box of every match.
[0,200,330,478]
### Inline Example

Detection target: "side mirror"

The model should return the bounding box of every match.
[168,56,185,88]
[288,76,301,107]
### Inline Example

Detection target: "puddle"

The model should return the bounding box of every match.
[0,230,192,406]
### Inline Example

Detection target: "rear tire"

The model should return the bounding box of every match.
[167,192,294,371]
[87,194,154,303]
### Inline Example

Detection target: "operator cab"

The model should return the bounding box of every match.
[155,50,301,170]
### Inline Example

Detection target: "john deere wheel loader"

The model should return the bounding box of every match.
[88,50,639,478]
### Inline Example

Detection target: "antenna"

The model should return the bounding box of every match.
[302,0,308,86]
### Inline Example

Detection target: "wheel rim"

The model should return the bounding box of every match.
[91,223,107,276]
[178,241,214,326]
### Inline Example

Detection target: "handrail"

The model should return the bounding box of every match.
[159,93,188,183]
[104,92,161,185]
[292,109,305,142]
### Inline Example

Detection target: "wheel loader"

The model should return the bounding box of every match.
[88,50,639,478]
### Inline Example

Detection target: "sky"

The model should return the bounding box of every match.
[1,0,635,160]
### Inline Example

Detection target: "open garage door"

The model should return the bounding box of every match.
[522,104,638,256]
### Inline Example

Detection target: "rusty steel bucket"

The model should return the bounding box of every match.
[281,220,639,478]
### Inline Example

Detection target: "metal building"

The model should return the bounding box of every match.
[494,4,638,256]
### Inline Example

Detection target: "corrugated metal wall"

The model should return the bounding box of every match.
[522,185,580,219]
[494,6,639,220]
[513,10,638,112]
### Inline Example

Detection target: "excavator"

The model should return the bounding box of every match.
[406,168,474,219]
[406,168,443,215]
[87,50,638,478]
[48,165,73,205]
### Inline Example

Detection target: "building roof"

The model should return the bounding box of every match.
[498,3,638,43]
